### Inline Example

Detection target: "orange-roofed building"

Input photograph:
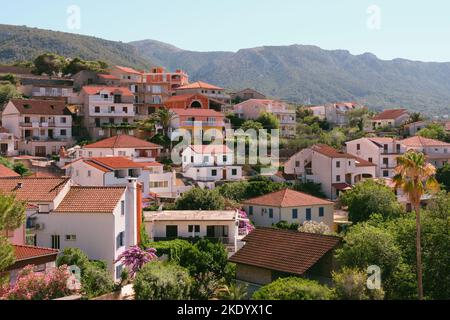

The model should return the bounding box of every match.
[241,189,334,228]
[0,164,20,178]
[175,81,231,107]
[165,93,210,110]
[367,109,410,131]
[169,108,229,138]
[80,86,136,139]
[399,136,450,168]
[285,144,377,200]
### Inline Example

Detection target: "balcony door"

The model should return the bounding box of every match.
[165,226,178,239]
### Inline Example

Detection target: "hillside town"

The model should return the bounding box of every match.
[0,56,449,301]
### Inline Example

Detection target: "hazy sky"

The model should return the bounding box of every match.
[1,0,449,62]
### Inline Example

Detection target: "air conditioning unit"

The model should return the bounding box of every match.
[35,223,45,231]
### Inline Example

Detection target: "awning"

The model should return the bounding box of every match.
[332,183,353,191]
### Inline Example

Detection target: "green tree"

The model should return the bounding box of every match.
[257,112,280,130]
[393,151,440,300]
[241,120,263,131]
[292,181,326,198]
[175,188,225,210]
[0,158,31,176]
[418,123,447,141]
[216,282,248,300]
[33,53,67,75]
[0,84,21,107]
[341,179,403,223]
[0,193,26,272]
[436,163,450,191]
[63,58,108,75]
[253,277,332,300]
[152,108,176,136]
[134,262,192,300]
[332,267,385,300]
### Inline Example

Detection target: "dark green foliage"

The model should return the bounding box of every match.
[292,181,326,198]
[217,176,287,202]
[253,277,333,300]
[174,188,225,211]
[33,53,66,75]
[134,262,192,300]
[63,57,108,75]
[273,221,299,231]
[0,83,21,107]
[436,163,450,191]
[341,179,403,223]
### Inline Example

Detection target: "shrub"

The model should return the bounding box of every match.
[332,267,385,300]
[134,262,192,300]
[81,265,114,299]
[253,277,332,300]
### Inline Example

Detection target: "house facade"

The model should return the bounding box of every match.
[175,81,231,107]
[2,99,73,157]
[169,108,229,139]
[241,189,334,229]
[181,145,242,187]
[399,136,450,168]
[0,177,141,280]
[233,99,296,137]
[323,102,364,127]
[284,144,377,200]
[367,109,410,131]
[80,86,136,139]
[0,127,18,157]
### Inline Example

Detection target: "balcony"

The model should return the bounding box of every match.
[20,121,57,128]
[180,121,226,127]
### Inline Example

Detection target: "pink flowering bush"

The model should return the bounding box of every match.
[0,265,76,300]
[115,246,157,278]
[238,210,255,233]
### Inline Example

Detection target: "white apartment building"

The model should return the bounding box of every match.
[2,99,73,157]
[284,144,377,200]
[400,136,450,168]
[80,86,136,139]
[233,99,296,137]
[0,127,18,157]
[0,177,141,280]
[181,145,242,188]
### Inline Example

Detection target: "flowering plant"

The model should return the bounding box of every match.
[0,265,76,300]
[115,246,157,278]
[238,210,255,233]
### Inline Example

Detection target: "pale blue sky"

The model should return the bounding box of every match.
[1,0,449,62]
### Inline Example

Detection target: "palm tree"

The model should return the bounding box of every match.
[393,150,440,300]
[215,282,248,300]
[152,108,176,137]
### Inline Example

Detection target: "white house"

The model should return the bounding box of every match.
[399,136,450,168]
[366,109,410,131]
[241,189,335,229]
[0,177,141,280]
[181,145,242,188]
[2,99,73,157]
[285,144,377,200]
[144,210,247,252]
[76,135,162,161]
[0,127,18,157]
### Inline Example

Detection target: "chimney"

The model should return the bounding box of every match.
[125,178,138,247]
[15,182,23,190]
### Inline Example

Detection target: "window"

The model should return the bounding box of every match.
[87,171,91,177]
[123,107,128,113]
[319,207,324,217]
[336,161,341,168]
[121,201,125,216]
[203,156,209,163]
[88,151,93,157]
[292,209,298,219]
[295,161,300,167]
[116,232,125,249]
[95,107,100,113]
[65,235,76,241]
[51,235,60,249]
[368,158,373,163]
[383,171,389,177]
[223,155,227,162]
[269,208,274,219]
[249,206,254,216]
[306,209,312,221]
[61,117,67,124]
[116,265,123,280]
[336,175,341,182]
[211,169,217,177]
[232,169,238,176]
[60,129,67,136]
[188,225,201,234]
[357,144,361,151]
[24,117,31,123]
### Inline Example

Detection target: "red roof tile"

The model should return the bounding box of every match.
[177,81,224,91]
[54,186,126,213]
[399,136,450,147]
[83,135,162,149]
[0,177,70,202]
[229,228,341,276]
[372,109,408,120]
[0,164,20,178]
[82,86,133,96]
[13,245,58,261]
[88,157,147,170]
[114,66,143,75]
[312,144,376,167]
[9,99,70,116]
[242,188,333,207]
[98,74,120,80]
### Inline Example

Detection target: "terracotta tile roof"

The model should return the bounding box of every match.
[312,144,376,167]
[177,81,224,91]
[189,145,233,154]
[172,108,224,117]
[0,164,20,178]
[89,157,146,170]
[372,109,408,120]
[114,66,143,75]
[242,188,333,207]
[367,137,395,146]
[82,86,133,96]
[9,99,71,116]
[0,177,70,202]
[229,228,341,276]
[399,136,450,147]
[165,93,204,103]
[83,135,162,149]
[98,74,120,80]
[13,245,58,261]
[54,186,126,213]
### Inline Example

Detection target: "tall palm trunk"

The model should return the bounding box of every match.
[413,202,424,300]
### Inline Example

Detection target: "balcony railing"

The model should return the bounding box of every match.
[153,236,233,245]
